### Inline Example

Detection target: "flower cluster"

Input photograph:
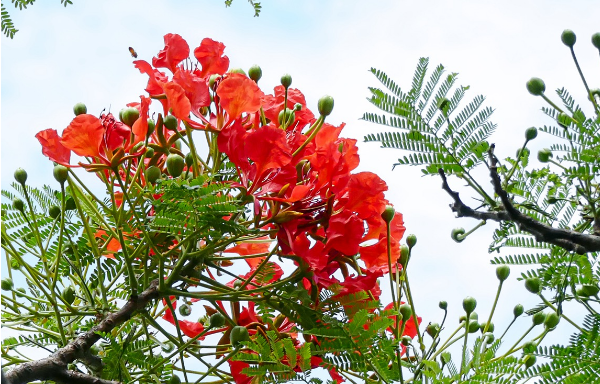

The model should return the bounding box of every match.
[35,33,419,383]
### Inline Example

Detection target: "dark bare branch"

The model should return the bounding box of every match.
[486,147,600,254]
[5,280,160,384]
[438,168,510,222]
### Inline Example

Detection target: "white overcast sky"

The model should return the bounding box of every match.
[2,0,600,361]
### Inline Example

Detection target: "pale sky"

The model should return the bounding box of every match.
[2,0,599,375]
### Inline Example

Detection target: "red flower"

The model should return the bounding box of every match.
[224,237,272,269]
[35,129,71,165]
[164,81,192,120]
[162,298,206,339]
[194,38,230,77]
[245,125,292,178]
[131,95,151,141]
[325,211,365,256]
[262,86,315,129]
[152,33,190,74]
[173,69,210,119]
[216,73,264,120]
[60,114,104,158]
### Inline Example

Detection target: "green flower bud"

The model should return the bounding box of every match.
[561,29,576,47]
[62,285,76,305]
[293,102,302,111]
[144,147,155,158]
[53,165,69,184]
[532,311,546,325]
[406,234,417,248]
[579,284,600,297]
[147,119,155,137]
[496,265,510,282]
[401,335,412,346]
[185,152,194,167]
[166,154,185,178]
[73,102,87,116]
[15,287,26,297]
[168,374,182,384]
[439,301,448,310]
[209,313,226,328]
[164,115,178,130]
[280,74,292,88]
[544,312,560,329]
[469,312,478,320]
[248,65,262,82]
[1,278,14,291]
[451,227,466,243]
[178,303,192,317]
[537,148,552,163]
[120,107,140,127]
[523,341,537,353]
[557,112,571,128]
[525,277,541,294]
[12,198,25,212]
[228,68,247,75]
[318,95,334,117]
[468,320,480,333]
[463,296,477,314]
[399,304,412,321]
[526,77,546,96]
[65,197,76,211]
[426,323,440,338]
[14,168,27,185]
[278,108,295,126]
[525,127,538,141]
[524,354,537,369]
[480,322,494,333]
[381,205,395,223]
[49,205,61,219]
[230,325,250,347]
[513,304,524,318]
[399,244,410,267]
[145,166,161,185]
[484,332,495,344]
[592,32,600,49]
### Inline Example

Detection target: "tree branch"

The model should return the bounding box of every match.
[438,168,510,222]
[437,147,600,254]
[5,279,161,384]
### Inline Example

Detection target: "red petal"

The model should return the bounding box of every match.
[61,114,104,158]
[245,125,292,176]
[132,96,151,141]
[35,129,71,165]
[152,33,190,73]
[164,81,191,120]
[325,211,364,256]
[173,69,210,118]
[216,73,264,120]
[133,60,166,95]
[194,38,230,78]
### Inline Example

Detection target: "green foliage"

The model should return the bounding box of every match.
[363,33,600,383]
[224,0,262,16]
[1,0,73,38]
[364,61,496,176]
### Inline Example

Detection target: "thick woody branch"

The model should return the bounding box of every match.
[437,148,600,254]
[438,168,510,222]
[5,279,160,384]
